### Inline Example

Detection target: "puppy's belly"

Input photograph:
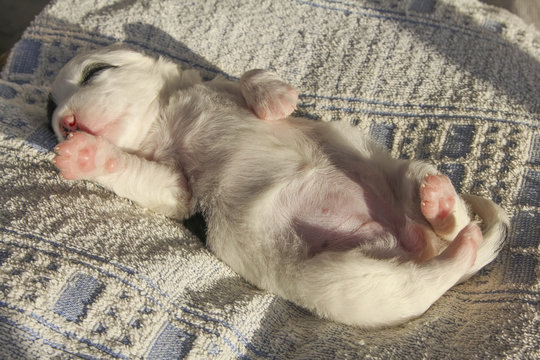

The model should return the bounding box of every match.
[293,213,393,257]
[291,177,424,259]
[293,195,395,257]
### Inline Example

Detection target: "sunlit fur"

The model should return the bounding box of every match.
[50,47,508,327]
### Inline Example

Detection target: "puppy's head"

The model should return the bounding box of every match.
[48,46,200,150]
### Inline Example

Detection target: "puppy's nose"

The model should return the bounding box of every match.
[60,115,78,136]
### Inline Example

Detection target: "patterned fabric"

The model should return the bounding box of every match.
[0,0,538,358]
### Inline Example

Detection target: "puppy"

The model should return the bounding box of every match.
[48,47,508,327]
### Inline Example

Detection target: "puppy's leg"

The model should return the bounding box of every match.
[54,131,191,219]
[240,69,298,120]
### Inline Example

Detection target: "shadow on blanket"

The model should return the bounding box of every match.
[393,0,540,114]
[123,23,231,80]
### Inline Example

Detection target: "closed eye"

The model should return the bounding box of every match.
[80,62,117,86]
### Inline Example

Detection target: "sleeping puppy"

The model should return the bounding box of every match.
[48,47,508,327]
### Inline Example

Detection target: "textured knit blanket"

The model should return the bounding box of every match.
[0,0,538,359]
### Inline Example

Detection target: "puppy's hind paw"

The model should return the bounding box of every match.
[420,174,469,237]
[241,69,298,121]
[421,175,455,219]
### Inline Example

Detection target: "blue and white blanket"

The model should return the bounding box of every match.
[0,0,538,358]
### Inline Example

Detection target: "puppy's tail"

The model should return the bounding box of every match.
[277,198,508,328]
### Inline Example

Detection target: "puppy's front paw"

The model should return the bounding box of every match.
[54,132,121,180]
[240,69,298,121]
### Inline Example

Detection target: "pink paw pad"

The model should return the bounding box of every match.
[54,132,118,180]
[105,158,119,173]
[420,174,457,228]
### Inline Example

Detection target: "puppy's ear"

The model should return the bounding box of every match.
[80,62,117,86]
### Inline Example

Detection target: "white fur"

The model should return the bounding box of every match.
[49,47,508,327]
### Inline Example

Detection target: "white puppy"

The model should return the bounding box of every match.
[48,47,508,327]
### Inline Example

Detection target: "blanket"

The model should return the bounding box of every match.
[1,0,538,358]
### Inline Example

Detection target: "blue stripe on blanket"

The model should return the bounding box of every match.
[299,94,540,122]
[295,0,508,45]
[311,104,538,128]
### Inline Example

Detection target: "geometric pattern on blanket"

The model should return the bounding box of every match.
[0,0,538,358]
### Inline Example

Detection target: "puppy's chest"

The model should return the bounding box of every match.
[193,83,248,114]
[145,94,257,185]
